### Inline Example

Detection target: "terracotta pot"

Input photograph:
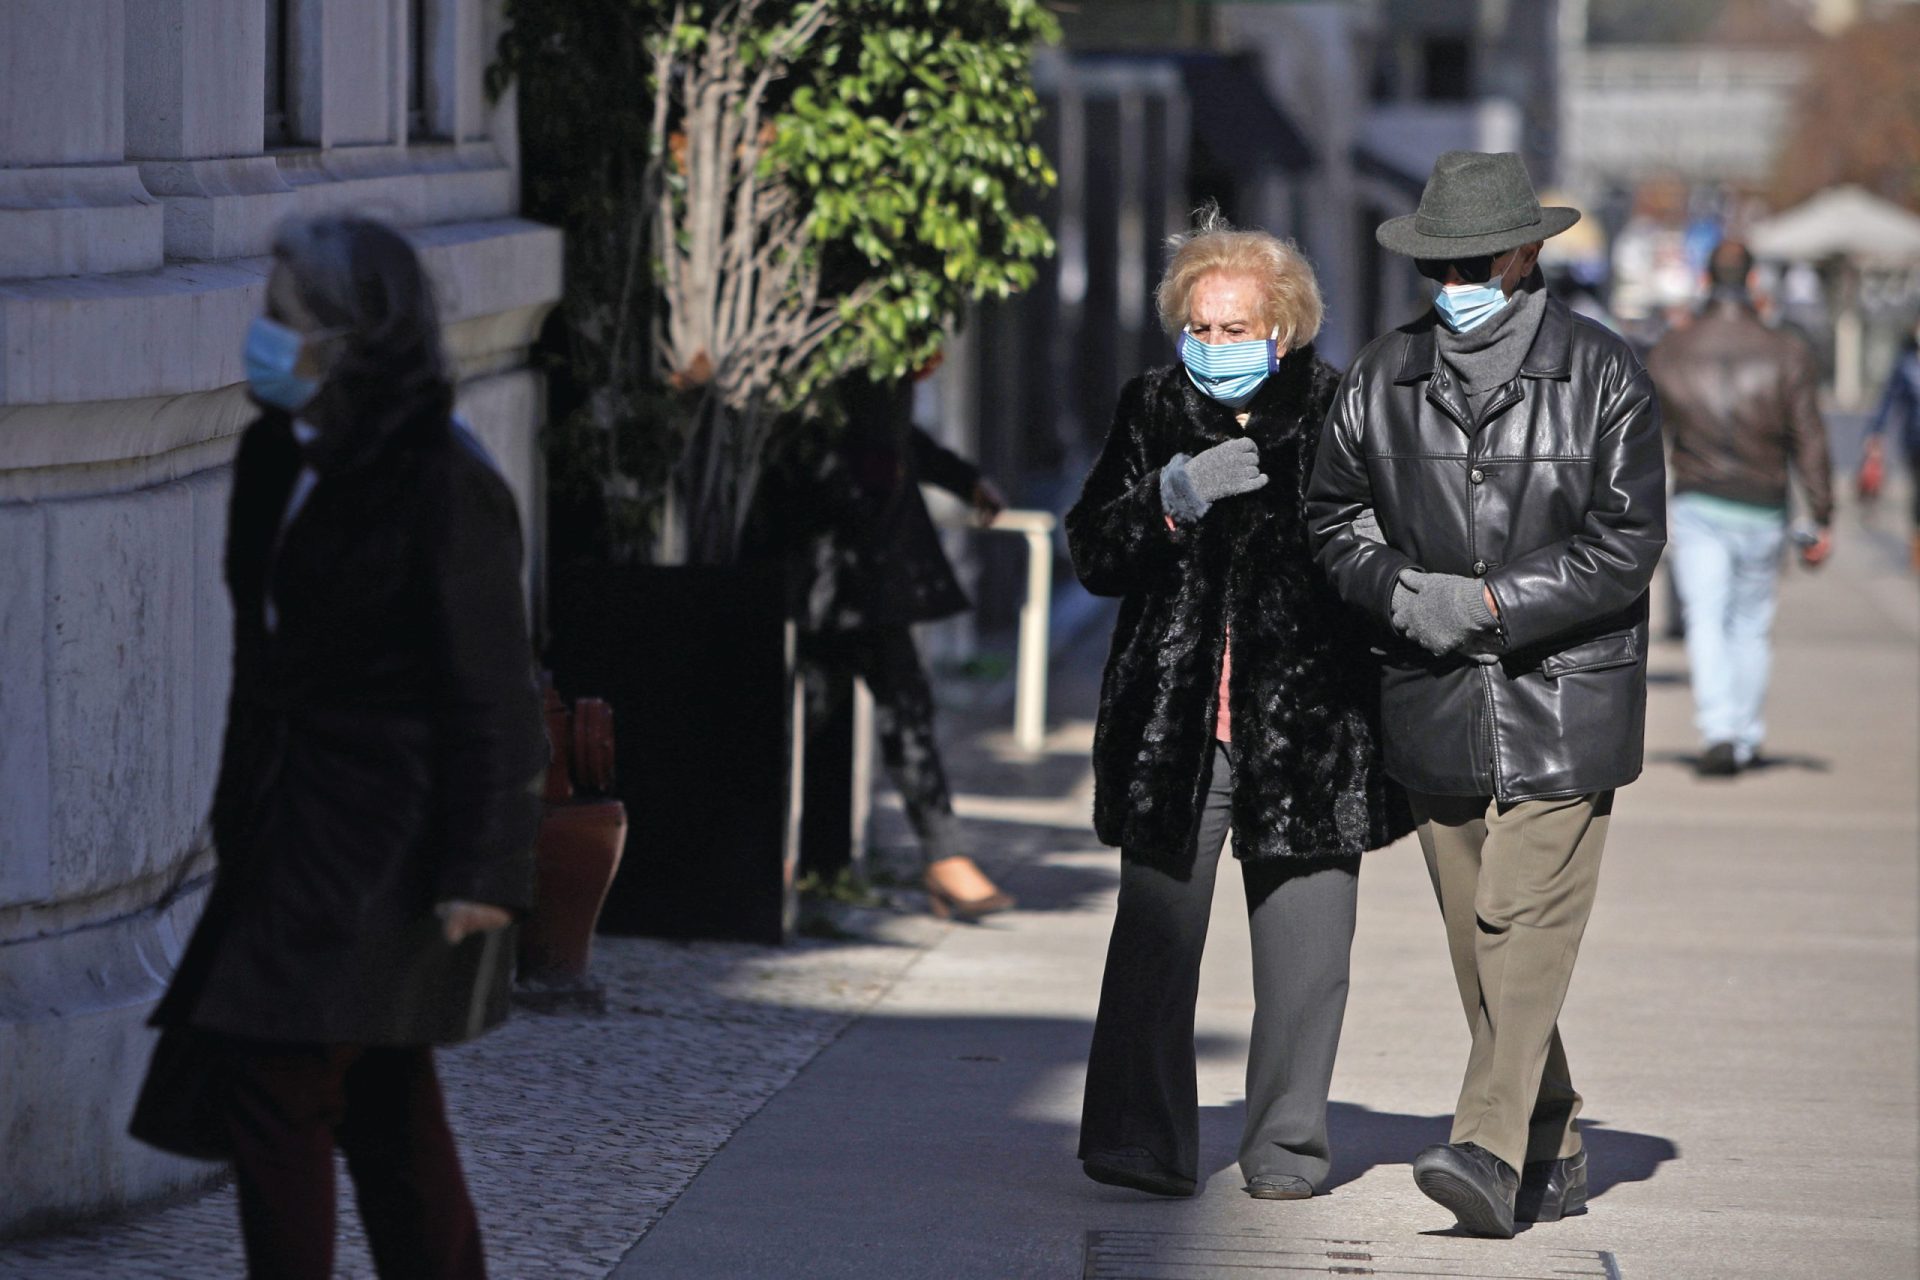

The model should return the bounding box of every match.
[521,798,627,981]
[518,681,627,987]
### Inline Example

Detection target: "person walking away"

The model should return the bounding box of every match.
[1308,151,1667,1238]
[773,368,1015,919]
[1646,240,1834,777]
[1070,208,1409,1203]
[132,216,547,1279]
[1859,318,1920,571]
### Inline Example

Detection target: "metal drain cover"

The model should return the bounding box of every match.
[1083,1230,1621,1279]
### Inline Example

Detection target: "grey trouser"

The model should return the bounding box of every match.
[1409,790,1612,1174]
[801,626,958,864]
[1080,742,1361,1188]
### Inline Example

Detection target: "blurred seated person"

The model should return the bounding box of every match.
[760,363,1014,919]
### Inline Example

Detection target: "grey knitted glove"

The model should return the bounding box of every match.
[1390,570,1501,659]
[1161,437,1267,524]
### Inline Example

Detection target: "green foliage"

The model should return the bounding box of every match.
[492,0,671,565]
[492,0,1057,562]
[771,0,1059,393]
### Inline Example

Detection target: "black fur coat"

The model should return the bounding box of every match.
[1066,347,1412,868]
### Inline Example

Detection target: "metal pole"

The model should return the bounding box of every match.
[850,678,875,880]
[926,500,1057,752]
[1015,525,1052,752]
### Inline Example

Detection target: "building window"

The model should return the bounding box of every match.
[1421,35,1473,102]
[265,0,290,145]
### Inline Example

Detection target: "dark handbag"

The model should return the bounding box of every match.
[128,1027,233,1161]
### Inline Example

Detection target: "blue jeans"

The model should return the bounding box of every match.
[1669,493,1788,762]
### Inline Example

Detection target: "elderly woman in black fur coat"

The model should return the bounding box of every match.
[1070,212,1410,1202]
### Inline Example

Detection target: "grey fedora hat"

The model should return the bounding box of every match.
[1376,150,1579,260]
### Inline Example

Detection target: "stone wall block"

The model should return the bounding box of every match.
[138,158,298,262]
[300,0,394,148]
[0,504,53,909]
[43,484,198,901]
[0,168,165,281]
[455,369,542,552]
[0,0,126,167]
[0,387,257,502]
[187,467,235,821]
[0,887,222,1237]
[125,0,267,161]
[0,262,267,407]
[412,219,565,327]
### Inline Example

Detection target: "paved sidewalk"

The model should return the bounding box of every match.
[6,489,1913,1278]
[615,494,1918,1279]
[0,918,945,1278]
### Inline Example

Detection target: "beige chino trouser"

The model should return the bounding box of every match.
[1409,790,1612,1174]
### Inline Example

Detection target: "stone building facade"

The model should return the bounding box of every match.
[0,0,560,1235]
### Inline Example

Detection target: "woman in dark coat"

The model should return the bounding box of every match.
[139,216,546,1279]
[1070,212,1409,1201]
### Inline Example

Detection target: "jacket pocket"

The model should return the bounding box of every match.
[1540,631,1639,680]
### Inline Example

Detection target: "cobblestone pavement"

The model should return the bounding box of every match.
[0,913,945,1279]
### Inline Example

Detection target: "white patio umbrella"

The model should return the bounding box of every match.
[1748,185,1920,266]
[1747,186,1920,405]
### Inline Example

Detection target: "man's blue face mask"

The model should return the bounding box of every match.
[1178,328,1281,408]
[1429,250,1525,333]
[1433,280,1512,333]
[244,316,324,412]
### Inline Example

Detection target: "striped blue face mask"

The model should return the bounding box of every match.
[1178,328,1280,408]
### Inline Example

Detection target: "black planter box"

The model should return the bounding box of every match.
[546,563,800,943]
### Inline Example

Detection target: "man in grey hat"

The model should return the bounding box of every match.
[1307,151,1666,1238]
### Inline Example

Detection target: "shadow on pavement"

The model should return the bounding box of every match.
[1648,748,1832,774]
[1319,1103,1678,1203]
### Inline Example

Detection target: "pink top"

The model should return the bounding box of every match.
[1215,628,1233,743]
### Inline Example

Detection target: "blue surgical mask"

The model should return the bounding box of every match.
[1178,329,1280,408]
[1433,280,1512,333]
[244,316,323,412]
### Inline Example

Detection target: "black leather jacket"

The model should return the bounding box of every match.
[1307,296,1667,802]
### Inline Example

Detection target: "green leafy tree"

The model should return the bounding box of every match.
[495,0,1057,565]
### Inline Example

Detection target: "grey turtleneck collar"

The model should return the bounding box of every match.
[1435,272,1549,407]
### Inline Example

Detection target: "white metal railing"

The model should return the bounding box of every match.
[928,503,1058,752]
[990,510,1057,752]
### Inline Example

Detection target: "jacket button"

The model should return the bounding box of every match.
[1473,560,1488,576]
[1470,468,1485,484]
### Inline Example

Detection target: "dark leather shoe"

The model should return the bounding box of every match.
[1412,1142,1518,1238]
[1244,1173,1313,1200]
[1082,1148,1197,1198]
[1516,1149,1588,1223]
[1697,742,1740,776]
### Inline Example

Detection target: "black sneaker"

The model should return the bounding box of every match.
[1697,742,1740,777]
[1516,1149,1588,1223]
[1412,1142,1518,1238]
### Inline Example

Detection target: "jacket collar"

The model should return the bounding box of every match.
[1393,293,1574,385]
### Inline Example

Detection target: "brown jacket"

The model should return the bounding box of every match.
[1647,296,1833,524]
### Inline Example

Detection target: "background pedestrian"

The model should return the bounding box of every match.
[1648,239,1833,777]
[1859,318,1920,571]
[132,216,548,1280]
[767,367,1015,919]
